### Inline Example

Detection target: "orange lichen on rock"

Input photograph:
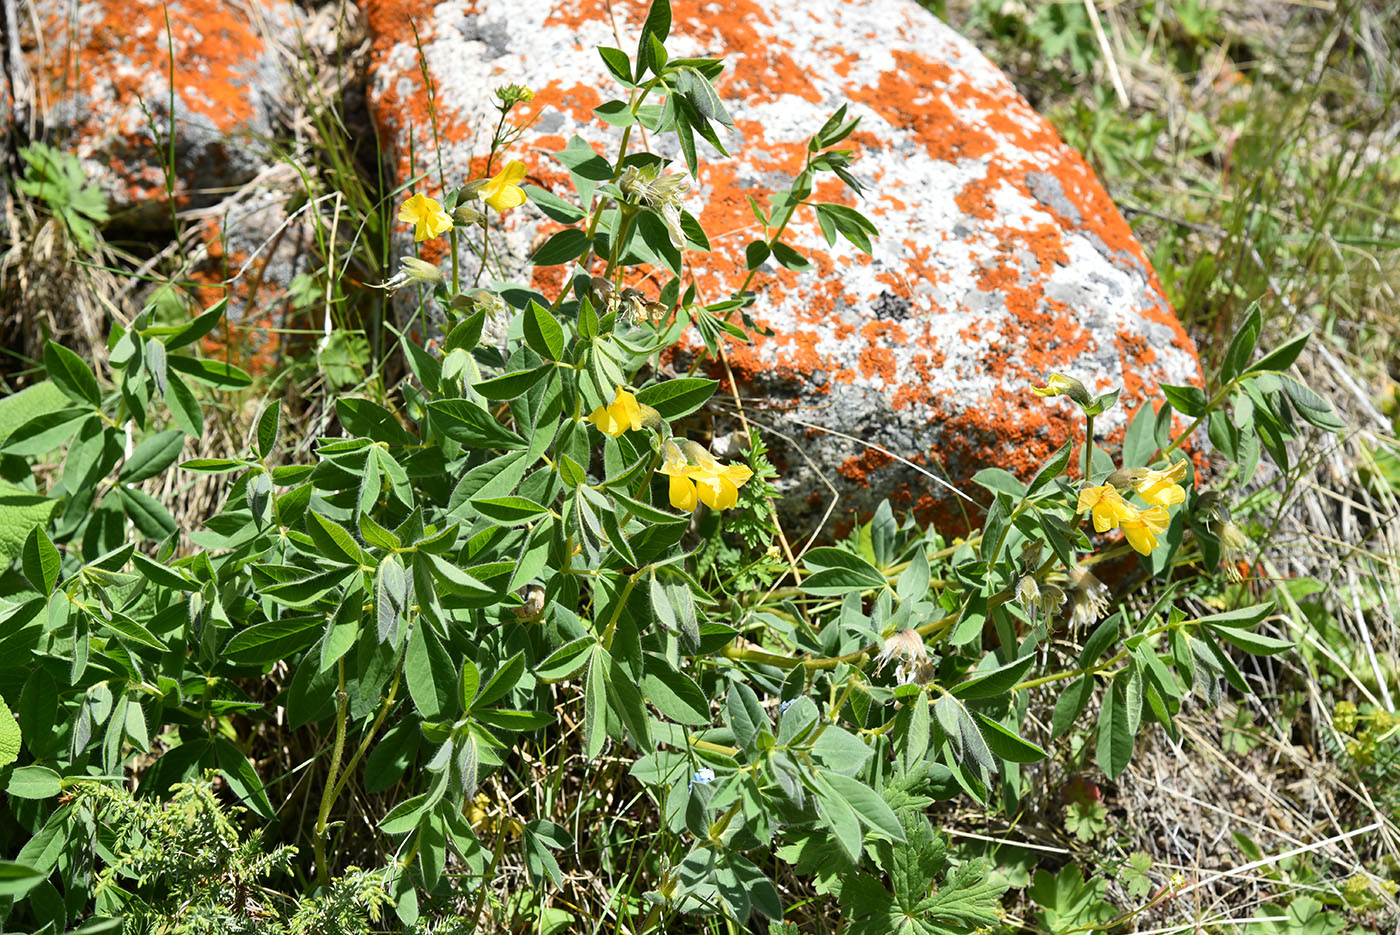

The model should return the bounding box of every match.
[24,0,291,216]
[359,0,1204,533]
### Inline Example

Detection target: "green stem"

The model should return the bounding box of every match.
[604,207,637,283]
[600,574,639,650]
[313,659,350,884]
[549,76,665,314]
[1012,620,1174,693]
[473,220,490,288]
[467,823,510,933]
[325,657,404,807]
[1159,380,1237,459]
[1082,414,1095,480]
[732,157,813,301]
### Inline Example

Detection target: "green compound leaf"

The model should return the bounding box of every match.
[641,658,710,725]
[819,769,906,843]
[307,511,370,566]
[1280,375,1346,432]
[973,713,1048,763]
[406,621,457,720]
[596,46,636,87]
[1051,674,1094,740]
[524,184,588,223]
[1249,331,1310,375]
[1221,303,1262,383]
[223,616,322,666]
[1159,382,1207,418]
[531,228,591,266]
[1025,440,1073,495]
[0,381,70,447]
[474,366,550,400]
[427,398,527,450]
[471,495,550,524]
[164,297,229,350]
[950,654,1036,700]
[1206,623,1294,656]
[116,486,177,540]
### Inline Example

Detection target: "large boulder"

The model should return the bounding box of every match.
[20,0,293,226]
[362,0,1203,533]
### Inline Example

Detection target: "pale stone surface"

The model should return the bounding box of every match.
[21,0,293,225]
[363,0,1203,533]
[186,183,316,374]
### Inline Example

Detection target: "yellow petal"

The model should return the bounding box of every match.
[425,209,453,238]
[1122,520,1158,555]
[1077,485,1104,514]
[669,473,698,512]
[723,463,753,488]
[398,193,453,242]
[587,404,622,437]
[1140,505,1170,534]
[397,193,426,223]
[611,388,643,432]
[499,160,527,185]
[1086,487,1125,532]
[695,473,737,510]
[1138,479,1185,507]
[484,184,526,212]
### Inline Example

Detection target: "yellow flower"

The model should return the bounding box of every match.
[1111,460,1188,507]
[1079,482,1173,555]
[659,439,698,512]
[397,192,453,242]
[588,385,646,437]
[1077,484,1139,533]
[479,160,528,212]
[659,439,753,513]
[1119,505,1170,555]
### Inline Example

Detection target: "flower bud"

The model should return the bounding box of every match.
[452,203,485,227]
[1031,372,1092,406]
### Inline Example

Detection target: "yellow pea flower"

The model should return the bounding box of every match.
[397,192,453,242]
[1131,460,1188,507]
[479,160,528,212]
[659,439,698,512]
[659,439,753,513]
[693,464,752,511]
[1076,484,1139,533]
[588,385,645,437]
[1119,505,1170,555]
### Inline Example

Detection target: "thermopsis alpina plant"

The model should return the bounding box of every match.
[0,1,1342,931]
